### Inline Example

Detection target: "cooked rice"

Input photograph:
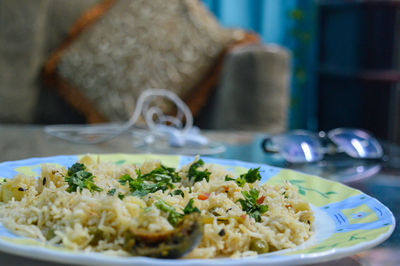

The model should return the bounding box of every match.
[0,155,313,258]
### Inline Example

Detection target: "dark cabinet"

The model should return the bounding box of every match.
[316,1,400,143]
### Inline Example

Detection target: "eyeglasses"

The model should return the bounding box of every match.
[261,128,383,163]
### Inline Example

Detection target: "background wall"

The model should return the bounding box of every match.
[202,0,318,130]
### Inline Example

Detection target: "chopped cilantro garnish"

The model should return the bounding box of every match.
[164,165,181,182]
[183,198,200,215]
[118,174,133,186]
[169,189,184,197]
[65,163,102,193]
[118,193,125,200]
[118,172,173,198]
[188,159,211,183]
[107,188,116,196]
[67,163,85,176]
[141,165,181,183]
[224,176,235,182]
[155,198,200,227]
[224,168,261,187]
[237,188,268,222]
[155,199,184,227]
[225,174,244,186]
[235,177,246,187]
[241,168,261,183]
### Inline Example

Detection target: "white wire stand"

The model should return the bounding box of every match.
[44,89,225,155]
[130,128,226,155]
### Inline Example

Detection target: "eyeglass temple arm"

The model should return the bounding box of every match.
[261,137,279,154]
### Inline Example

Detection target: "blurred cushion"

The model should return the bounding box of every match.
[0,0,101,123]
[197,44,291,133]
[44,0,258,123]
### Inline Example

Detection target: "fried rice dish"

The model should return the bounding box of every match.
[0,155,314,258]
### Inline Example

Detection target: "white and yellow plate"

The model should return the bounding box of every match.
[0,154,395,265]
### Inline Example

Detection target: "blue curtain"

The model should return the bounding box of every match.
[202,0,317,130]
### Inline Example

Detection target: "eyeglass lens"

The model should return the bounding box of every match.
[272,131,324,163]
[328,128,383,159]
